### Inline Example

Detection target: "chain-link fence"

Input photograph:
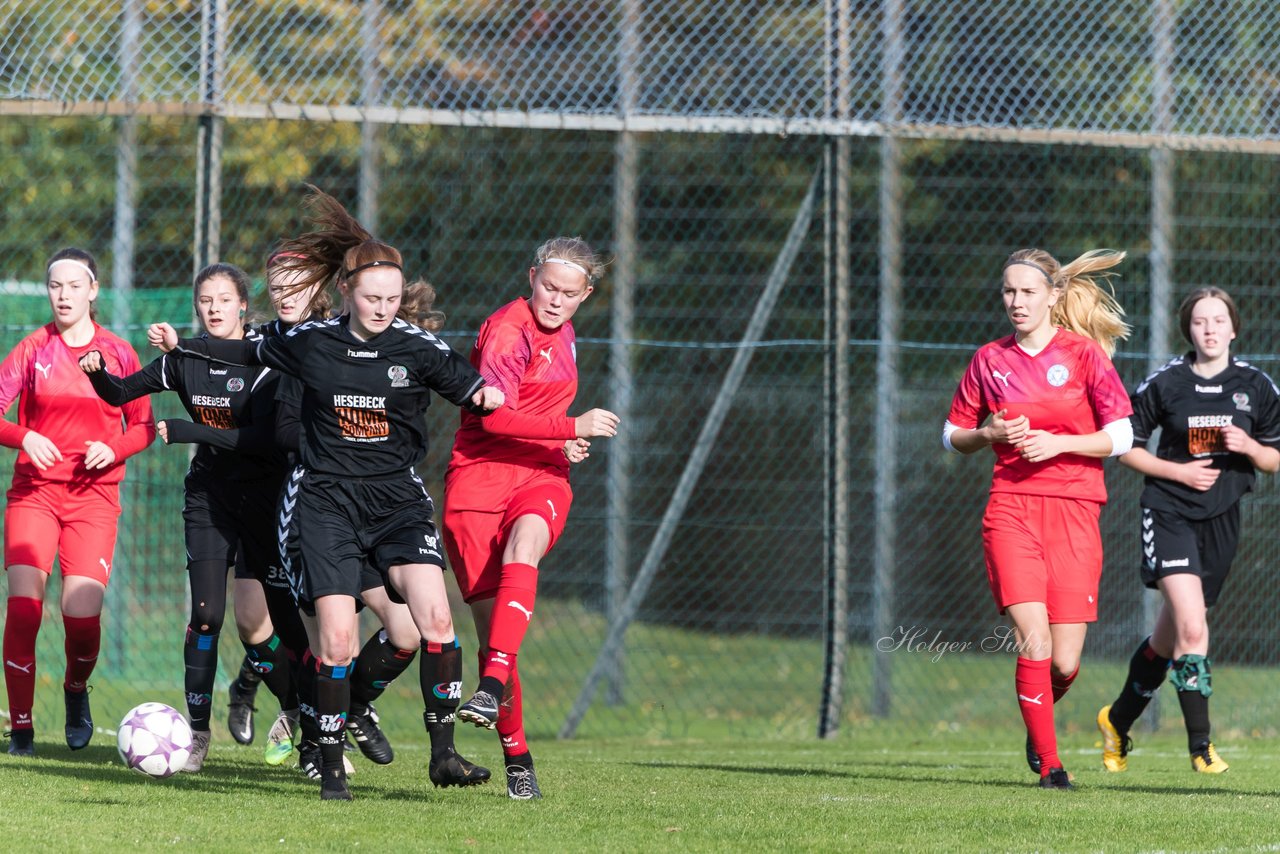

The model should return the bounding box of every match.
[4,2,1280,746]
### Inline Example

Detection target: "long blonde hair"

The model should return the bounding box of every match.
[1003,248,1131,357]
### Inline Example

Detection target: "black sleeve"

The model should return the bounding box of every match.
[1253,371,1280,447]
[161,418,276,453]
[274,375,303,452]
[85,354,173,406]
[172,336,261,367]
[1129,375,1163,450]
[411,332,486,411]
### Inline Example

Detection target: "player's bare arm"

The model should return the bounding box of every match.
[1119,446,1221,491]
[1221,423,1280,472]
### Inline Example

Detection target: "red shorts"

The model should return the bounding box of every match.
[443,463,571,603]
[981,492,1102,623]
[4,477,122,584]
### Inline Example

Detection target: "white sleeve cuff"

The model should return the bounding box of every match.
[942,420,962,454]
[1102,418,1134,457]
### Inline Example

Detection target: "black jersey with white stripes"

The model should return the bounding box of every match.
[86,332,281,481]
[1131,353,1280,519]
[173,315,485,479]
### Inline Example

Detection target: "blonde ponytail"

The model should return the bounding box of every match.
[1051,249,1130,358]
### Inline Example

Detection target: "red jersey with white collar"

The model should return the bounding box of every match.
[946,328,1131,503]
[0,323,155,484]
[448,297,579,478]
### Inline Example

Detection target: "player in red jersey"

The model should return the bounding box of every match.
[1097,287,1280,774]
[1,248,156,756]
[446,237,620,798]
[944,248,1133,789]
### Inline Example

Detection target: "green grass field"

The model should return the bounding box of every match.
[4,725,1280,852]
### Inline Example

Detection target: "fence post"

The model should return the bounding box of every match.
[606,0,642,708]
[1143,0,1177,733]
[193,0,225,275]
[818,0,852,738]
[359,0,381,235]
[107,0,142,679]
[871,0,906,719]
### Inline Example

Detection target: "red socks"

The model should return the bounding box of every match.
[482,563,538,686]
[3,597,42,729]
[1051,665,1079,704]
[496,662,528,759]
[63,614,101,692]
[1016,657,1059,775]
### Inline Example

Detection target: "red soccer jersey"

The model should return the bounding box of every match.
[448,297,579,482]
[946,328,1132,503]
[0,323,155,484]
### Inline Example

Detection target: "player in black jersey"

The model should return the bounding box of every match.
[236,256,436,780]
[1098,287,1280,774]
[148,188,503,800]
[79,263,308,772]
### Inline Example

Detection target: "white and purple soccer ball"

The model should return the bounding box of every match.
[116,702,193,778]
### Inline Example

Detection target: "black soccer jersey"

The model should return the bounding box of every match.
[1131,354,1280,519]
[87,334,281,482]
[173,315,485,479]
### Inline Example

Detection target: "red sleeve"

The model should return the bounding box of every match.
[946,348,990,429]
[0,336,33,448]
[1086,344,1133,426]
[103,341,156,460]
[477,322,531,406]
[479,405,577,440]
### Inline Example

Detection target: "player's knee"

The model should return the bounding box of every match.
[1176,619,1208,650]
[189,604,225,636]
[1050,658,1079,683]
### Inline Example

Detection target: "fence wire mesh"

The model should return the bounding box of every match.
[3,3,1280,748]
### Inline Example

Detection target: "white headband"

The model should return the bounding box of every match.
[542,257,588,277]
[47,259,98,283]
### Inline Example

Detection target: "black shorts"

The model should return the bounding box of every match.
[1140,505,1240,607]
[183,471,280,585]
[278,466,446,610]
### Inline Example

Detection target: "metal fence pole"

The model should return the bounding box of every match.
[818,0,852,738]
[872,0,905,719]
[560,169,821,738]
[194,0,225,274]
[1143,0,1177,733]
[107,0,142,679]
[358,0,381,235]
[606,0,642,706]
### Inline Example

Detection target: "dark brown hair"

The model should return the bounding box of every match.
[1178,286,1240,345]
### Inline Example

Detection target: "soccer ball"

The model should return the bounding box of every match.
[116,702,193,778]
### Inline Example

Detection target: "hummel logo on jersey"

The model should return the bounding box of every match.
[1018,693,1044,706]
[1162,558,1190,568]
[1195,384,1223,394]
[507,601,534,622]
[5,660,33,673]
[991,368,1012,387]
[348,349,379,358]
[539,347,553,365]
[34,361,52,379]
[546,499,557,521]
